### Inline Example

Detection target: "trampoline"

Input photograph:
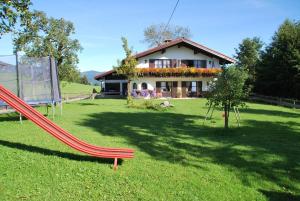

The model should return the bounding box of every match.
[0,54,61,120]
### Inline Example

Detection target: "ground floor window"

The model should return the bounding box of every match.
[133,82,137,90]
[141,82,148,90]
[161,81,171,92]
[183,81,202,97]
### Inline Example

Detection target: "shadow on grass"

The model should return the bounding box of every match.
[76,103,99,106]
[259,189,300,201]
[0,112,49,122]
[0,140,119,165]
[240,108,300,118]
[77,110,300,193]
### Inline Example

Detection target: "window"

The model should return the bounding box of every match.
[161,81,166,91]
[181,60,194,67]
[194,60,207,68]
[133,83,137,90]
[141,82,147,90]
[187,81,197,92]
[162,60,171,68]
[161,82,171,91]
[154,59,171,68]
[155,60,162,68]
[191,81,197,92]
[144,60,147,63]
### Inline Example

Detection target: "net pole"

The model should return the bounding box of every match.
[15,53,20,97]
[54,57,62,115]
[15,53,22,124]
[49,56,55,118]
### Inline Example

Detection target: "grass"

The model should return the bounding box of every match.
[0,98,299,201]
[60,81,98,95]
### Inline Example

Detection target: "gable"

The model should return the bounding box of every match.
[134,38,235,64]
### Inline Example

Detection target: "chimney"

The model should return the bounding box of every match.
[164,39,172,43]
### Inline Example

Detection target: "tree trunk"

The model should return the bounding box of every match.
[126,80,132,105]
[127,80,131,97]
[224,104,229,129]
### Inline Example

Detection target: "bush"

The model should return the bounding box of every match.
[128,100,168,111]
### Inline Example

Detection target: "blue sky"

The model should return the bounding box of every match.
[1,0,300,72]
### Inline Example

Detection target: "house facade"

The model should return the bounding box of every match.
[95,38,235,98]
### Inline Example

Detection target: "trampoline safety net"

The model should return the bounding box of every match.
[0,54,61,106]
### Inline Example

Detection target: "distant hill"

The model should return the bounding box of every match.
[81,70,103,85]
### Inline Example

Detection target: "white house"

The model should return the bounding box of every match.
[95,37,235,98]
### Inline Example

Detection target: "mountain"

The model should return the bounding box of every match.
[81,70,103,85]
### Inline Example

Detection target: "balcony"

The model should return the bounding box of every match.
[149,59,216,68]
[136,67,222,77]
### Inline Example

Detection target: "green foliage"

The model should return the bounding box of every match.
[115,37,138,104]
[115,37,138,81]
[255,19,300,99]
[207,66,249,128]
[0,0,31,37]
[13,11,82,82]
[234,37,263,89]
[143,23,192,47]
[80,75,90,85]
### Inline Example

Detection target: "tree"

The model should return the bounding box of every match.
[0,0,31,37]
[143,23,191,47]
[234,37,263,90]
[115,37,138,104]
[207,66,249,129]
[13,11,82,82]
[80,75,90,85]
[256,19,300,99]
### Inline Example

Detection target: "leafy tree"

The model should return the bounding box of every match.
[0,0,31,37]
[234,37,263,90]
[207,66,249,129]
[80,75,90,85]
[13,11,82,82]
[143,23,191,47]
[115,37,138,104]
[256,19,300,99]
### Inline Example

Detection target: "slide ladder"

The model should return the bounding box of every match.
[0,85,134,170]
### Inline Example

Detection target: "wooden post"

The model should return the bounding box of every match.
[113,158,118,171]
[19,113,23,124]
[203,103,212,125]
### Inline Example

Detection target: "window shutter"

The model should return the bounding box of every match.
[149,59,155,68]
[156,81,161,93]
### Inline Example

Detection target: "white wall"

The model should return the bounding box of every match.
[131,77,213,92]
[136,46,220,68]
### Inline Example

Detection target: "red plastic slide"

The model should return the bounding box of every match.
[0,85,134,169]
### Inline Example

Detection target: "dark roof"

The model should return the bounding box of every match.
[134,37,235,63]
[94,69,115,80]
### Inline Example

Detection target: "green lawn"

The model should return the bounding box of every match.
[60,81,98,95]
[0,99,299,201]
